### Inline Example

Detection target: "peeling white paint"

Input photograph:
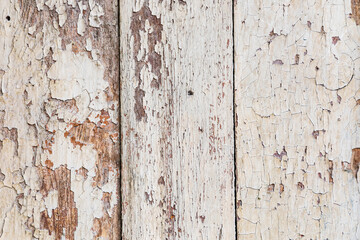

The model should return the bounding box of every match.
[44,131,97,171]
[89,1,104,28]
[235,0,360,239]
[77,1,86,36]
[44,190,58,218]
[0,0,119,239]
[48,48,108,100]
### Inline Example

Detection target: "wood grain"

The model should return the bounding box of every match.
[120,0,235,239]
[0,0,120,239]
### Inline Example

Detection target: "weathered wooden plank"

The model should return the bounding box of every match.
[235,0,360,239]
[0,0,120,239]
[120,0,235,239]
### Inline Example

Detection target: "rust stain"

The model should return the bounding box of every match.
[351,148,360,179]
[130,3,163,121]
[40,166,78,240]
[351,0,360,25]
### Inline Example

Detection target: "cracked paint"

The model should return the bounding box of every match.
[0,0,119,239]
[235,0,360,239]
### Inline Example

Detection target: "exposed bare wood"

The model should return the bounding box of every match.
[0,0,120,239]
[120,0,235,239]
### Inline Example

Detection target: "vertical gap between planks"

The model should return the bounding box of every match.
[118,0,122,239]
[232,0,238,239]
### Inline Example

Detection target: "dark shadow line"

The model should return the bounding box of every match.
[118,0,122,239]
[232,0,238,239]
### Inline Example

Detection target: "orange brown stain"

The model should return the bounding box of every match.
[62,118,119,188]
[45,159,54,168]
[43,138,54,154]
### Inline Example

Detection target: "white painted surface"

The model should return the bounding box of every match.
[235,0,360,239]
[121,0,235,239]
[0,0,120,239]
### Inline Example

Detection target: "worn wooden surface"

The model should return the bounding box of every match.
[0,0,120,239]
[1,0,359,239]
[120,0,235,239]
[235,0,360,239]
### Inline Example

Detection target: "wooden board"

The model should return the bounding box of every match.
[234,0,360,239]
[0,0,120,239]
[120,0,235,239]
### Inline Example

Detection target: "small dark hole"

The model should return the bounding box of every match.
[6,16,10,21]
[187,90,194,95]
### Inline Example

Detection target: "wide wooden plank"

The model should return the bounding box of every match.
[0,0,120,239]
[235,0,360,239]
[120,0,235,239]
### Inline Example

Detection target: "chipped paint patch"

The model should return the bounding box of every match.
[48,48,108,100]
[40,166,78,240]
[130,4,163,121]
[0,0,120,239]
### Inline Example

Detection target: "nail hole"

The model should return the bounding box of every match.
[6,16,10,21]
[187,90,193,96]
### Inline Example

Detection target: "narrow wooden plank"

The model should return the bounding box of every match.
[121,0,235,239]
[235,0,360,239]
[0,0,120,239]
